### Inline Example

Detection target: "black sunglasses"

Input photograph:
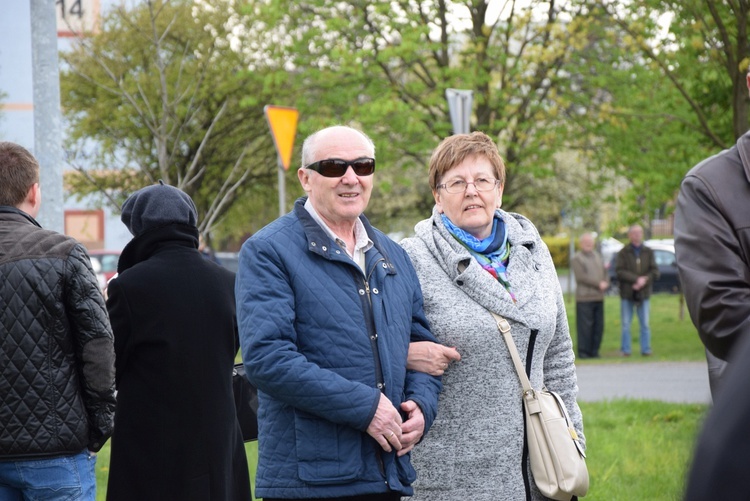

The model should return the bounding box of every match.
[305,157,376,178]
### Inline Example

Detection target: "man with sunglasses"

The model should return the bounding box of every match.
[236,125,442,501]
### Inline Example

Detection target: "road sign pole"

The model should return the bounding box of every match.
[264,105,299,217]
[277,164,286,217]
[445,88,473,134]
[31,0,64,232]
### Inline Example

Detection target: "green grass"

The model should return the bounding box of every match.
[95,401,706,501]
[580,399,707,500]
[566,293,705,362]
[94,293,706,499]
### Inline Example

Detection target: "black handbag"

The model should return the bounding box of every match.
[232,363,258,442]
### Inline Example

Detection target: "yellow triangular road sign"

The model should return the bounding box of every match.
[264,105,299,170]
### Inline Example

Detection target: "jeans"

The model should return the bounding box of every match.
[0,450,96,501]
[620,298,651,355]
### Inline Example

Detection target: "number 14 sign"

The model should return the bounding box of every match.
[56,0,100,37]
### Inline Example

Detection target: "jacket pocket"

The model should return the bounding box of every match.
[295,411,363,484]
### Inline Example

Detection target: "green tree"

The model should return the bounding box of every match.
[252,0,600,234]
[61,0,292,240]
[568,0,750,230]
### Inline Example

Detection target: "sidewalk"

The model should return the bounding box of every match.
[575,360,711,404]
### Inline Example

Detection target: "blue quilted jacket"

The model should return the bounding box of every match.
[236,198,442,498]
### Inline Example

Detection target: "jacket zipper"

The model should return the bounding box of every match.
[360,257,388,478]
[521,328,539,501]
[361,260,386,393]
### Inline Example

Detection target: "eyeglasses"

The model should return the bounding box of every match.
[437,178,500,194]
[305,157,376,178]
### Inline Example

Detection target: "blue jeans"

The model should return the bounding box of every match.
[620,298,651,355]
[0,450,96,500]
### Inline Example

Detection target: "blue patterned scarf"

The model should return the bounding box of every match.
[441,212,516,301]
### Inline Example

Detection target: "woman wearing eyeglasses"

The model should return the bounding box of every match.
[401,131,585,501]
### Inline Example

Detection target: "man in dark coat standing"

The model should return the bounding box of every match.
[105,182,251,501]
[615,224,659,357]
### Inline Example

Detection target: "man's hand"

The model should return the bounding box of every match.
[407,341,461,376]
[633,276,648,291]
[599,280,609,292]
[367,393,404,453]
[398,400,425,456]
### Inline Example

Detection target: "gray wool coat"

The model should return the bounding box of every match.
[401,207,585,501]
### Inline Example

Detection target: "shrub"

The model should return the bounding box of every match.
[543,236,572,269]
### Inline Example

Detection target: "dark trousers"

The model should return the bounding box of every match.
[576,300,604,358]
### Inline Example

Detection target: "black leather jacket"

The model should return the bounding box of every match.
[674,132,750,361]
[0,207,116,458]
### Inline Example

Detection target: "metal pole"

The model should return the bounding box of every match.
[30,0,64,232]
[278,164,286,217]
[568,235,575,304]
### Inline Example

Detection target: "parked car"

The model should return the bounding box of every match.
[607,241,681,294]
[89,249,121,291]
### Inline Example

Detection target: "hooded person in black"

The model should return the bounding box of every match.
[105,182,251,501]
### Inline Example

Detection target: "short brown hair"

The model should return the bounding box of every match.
[428,131,506,191]
[0,142,40,207]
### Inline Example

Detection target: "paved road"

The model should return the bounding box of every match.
[575,360,711,404]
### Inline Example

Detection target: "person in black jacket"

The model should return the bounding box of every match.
[615,224,659,356]
[0,141,116,500]
[674,68,750,397]
[105,182,251,501]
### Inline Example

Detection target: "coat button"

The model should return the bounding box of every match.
[456,280,464,286]
[372,288,379,294]
[359,289,366,295]
[322,246,328,251]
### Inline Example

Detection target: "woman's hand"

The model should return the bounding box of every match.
[407,341,461,376]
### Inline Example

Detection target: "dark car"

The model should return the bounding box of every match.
[607,243,681,294]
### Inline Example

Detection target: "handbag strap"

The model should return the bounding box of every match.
[490,312,533,393]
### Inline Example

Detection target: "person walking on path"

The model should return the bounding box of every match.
[235,125,442,500]
[571,232,610,358]
[616,224,659,356]
[0,141,116,500]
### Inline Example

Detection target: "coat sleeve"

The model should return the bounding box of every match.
[675,175,750,360]
[402,262,442,434]
[65,245,117,452]
[542,263,586,449]
[236,236,381,432]
[645,248,660,283]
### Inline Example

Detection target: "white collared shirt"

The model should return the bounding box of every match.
[304,199,373,273]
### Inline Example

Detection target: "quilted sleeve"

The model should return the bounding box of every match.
[236,236,381,431]
[402,257,442,433]
[65,245,117,452]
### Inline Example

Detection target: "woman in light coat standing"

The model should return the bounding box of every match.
[401,132,585,500]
